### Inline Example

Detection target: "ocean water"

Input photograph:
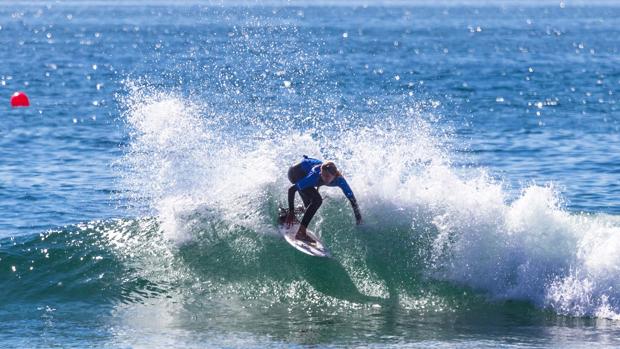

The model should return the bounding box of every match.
[1,2,620,348]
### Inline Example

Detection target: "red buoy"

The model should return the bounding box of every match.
[10,91,30,107]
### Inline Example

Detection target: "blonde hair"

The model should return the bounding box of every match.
[321,161,342,177]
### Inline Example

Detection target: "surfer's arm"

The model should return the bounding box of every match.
[335,177,363,224]
[343,195,362,225]
[349,197,362,224]
[288,185,298,213]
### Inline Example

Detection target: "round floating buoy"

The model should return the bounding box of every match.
[10,91,30,107]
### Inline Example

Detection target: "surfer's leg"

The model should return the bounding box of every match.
[296,187,322,241]
[298,190,311,208]
[288,163,309,214]
[299,187,322,228]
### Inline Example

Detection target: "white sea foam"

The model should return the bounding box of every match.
[425,175,620,319]
[121,87,620,319]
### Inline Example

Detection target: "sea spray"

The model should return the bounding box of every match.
[117,84,620,320]
[427,178,620,319]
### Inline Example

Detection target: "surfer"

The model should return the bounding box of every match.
[286,155,362,243]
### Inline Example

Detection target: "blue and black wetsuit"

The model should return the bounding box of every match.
[287,156,362,227]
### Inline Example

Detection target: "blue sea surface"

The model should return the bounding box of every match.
[1,2,620,348]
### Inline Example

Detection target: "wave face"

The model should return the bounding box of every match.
[47,88,607,322]
[0,219,172,304]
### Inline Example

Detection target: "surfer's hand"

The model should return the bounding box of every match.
[356,216,363,225]
[285,212,297,227]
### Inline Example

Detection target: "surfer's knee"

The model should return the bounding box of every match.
[315,194,323,206]
[307,189,322,206]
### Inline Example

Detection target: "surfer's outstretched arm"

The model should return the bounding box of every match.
[349,197,363,225]
[333,177,363,224]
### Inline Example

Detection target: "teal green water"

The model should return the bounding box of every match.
[2,210,620,347]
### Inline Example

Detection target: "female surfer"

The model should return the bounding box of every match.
[286,155,362,243]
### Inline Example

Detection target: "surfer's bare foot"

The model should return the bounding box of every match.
[295,225,315,244]
[296,234,316,245]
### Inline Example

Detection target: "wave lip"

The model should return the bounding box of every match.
[429,183,620,320]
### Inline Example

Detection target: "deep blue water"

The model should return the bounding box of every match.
[1,2,620,348]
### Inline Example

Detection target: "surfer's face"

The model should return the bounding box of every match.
[320,170,336,184]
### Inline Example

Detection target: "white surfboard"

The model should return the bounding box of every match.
[278,222,330,258]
